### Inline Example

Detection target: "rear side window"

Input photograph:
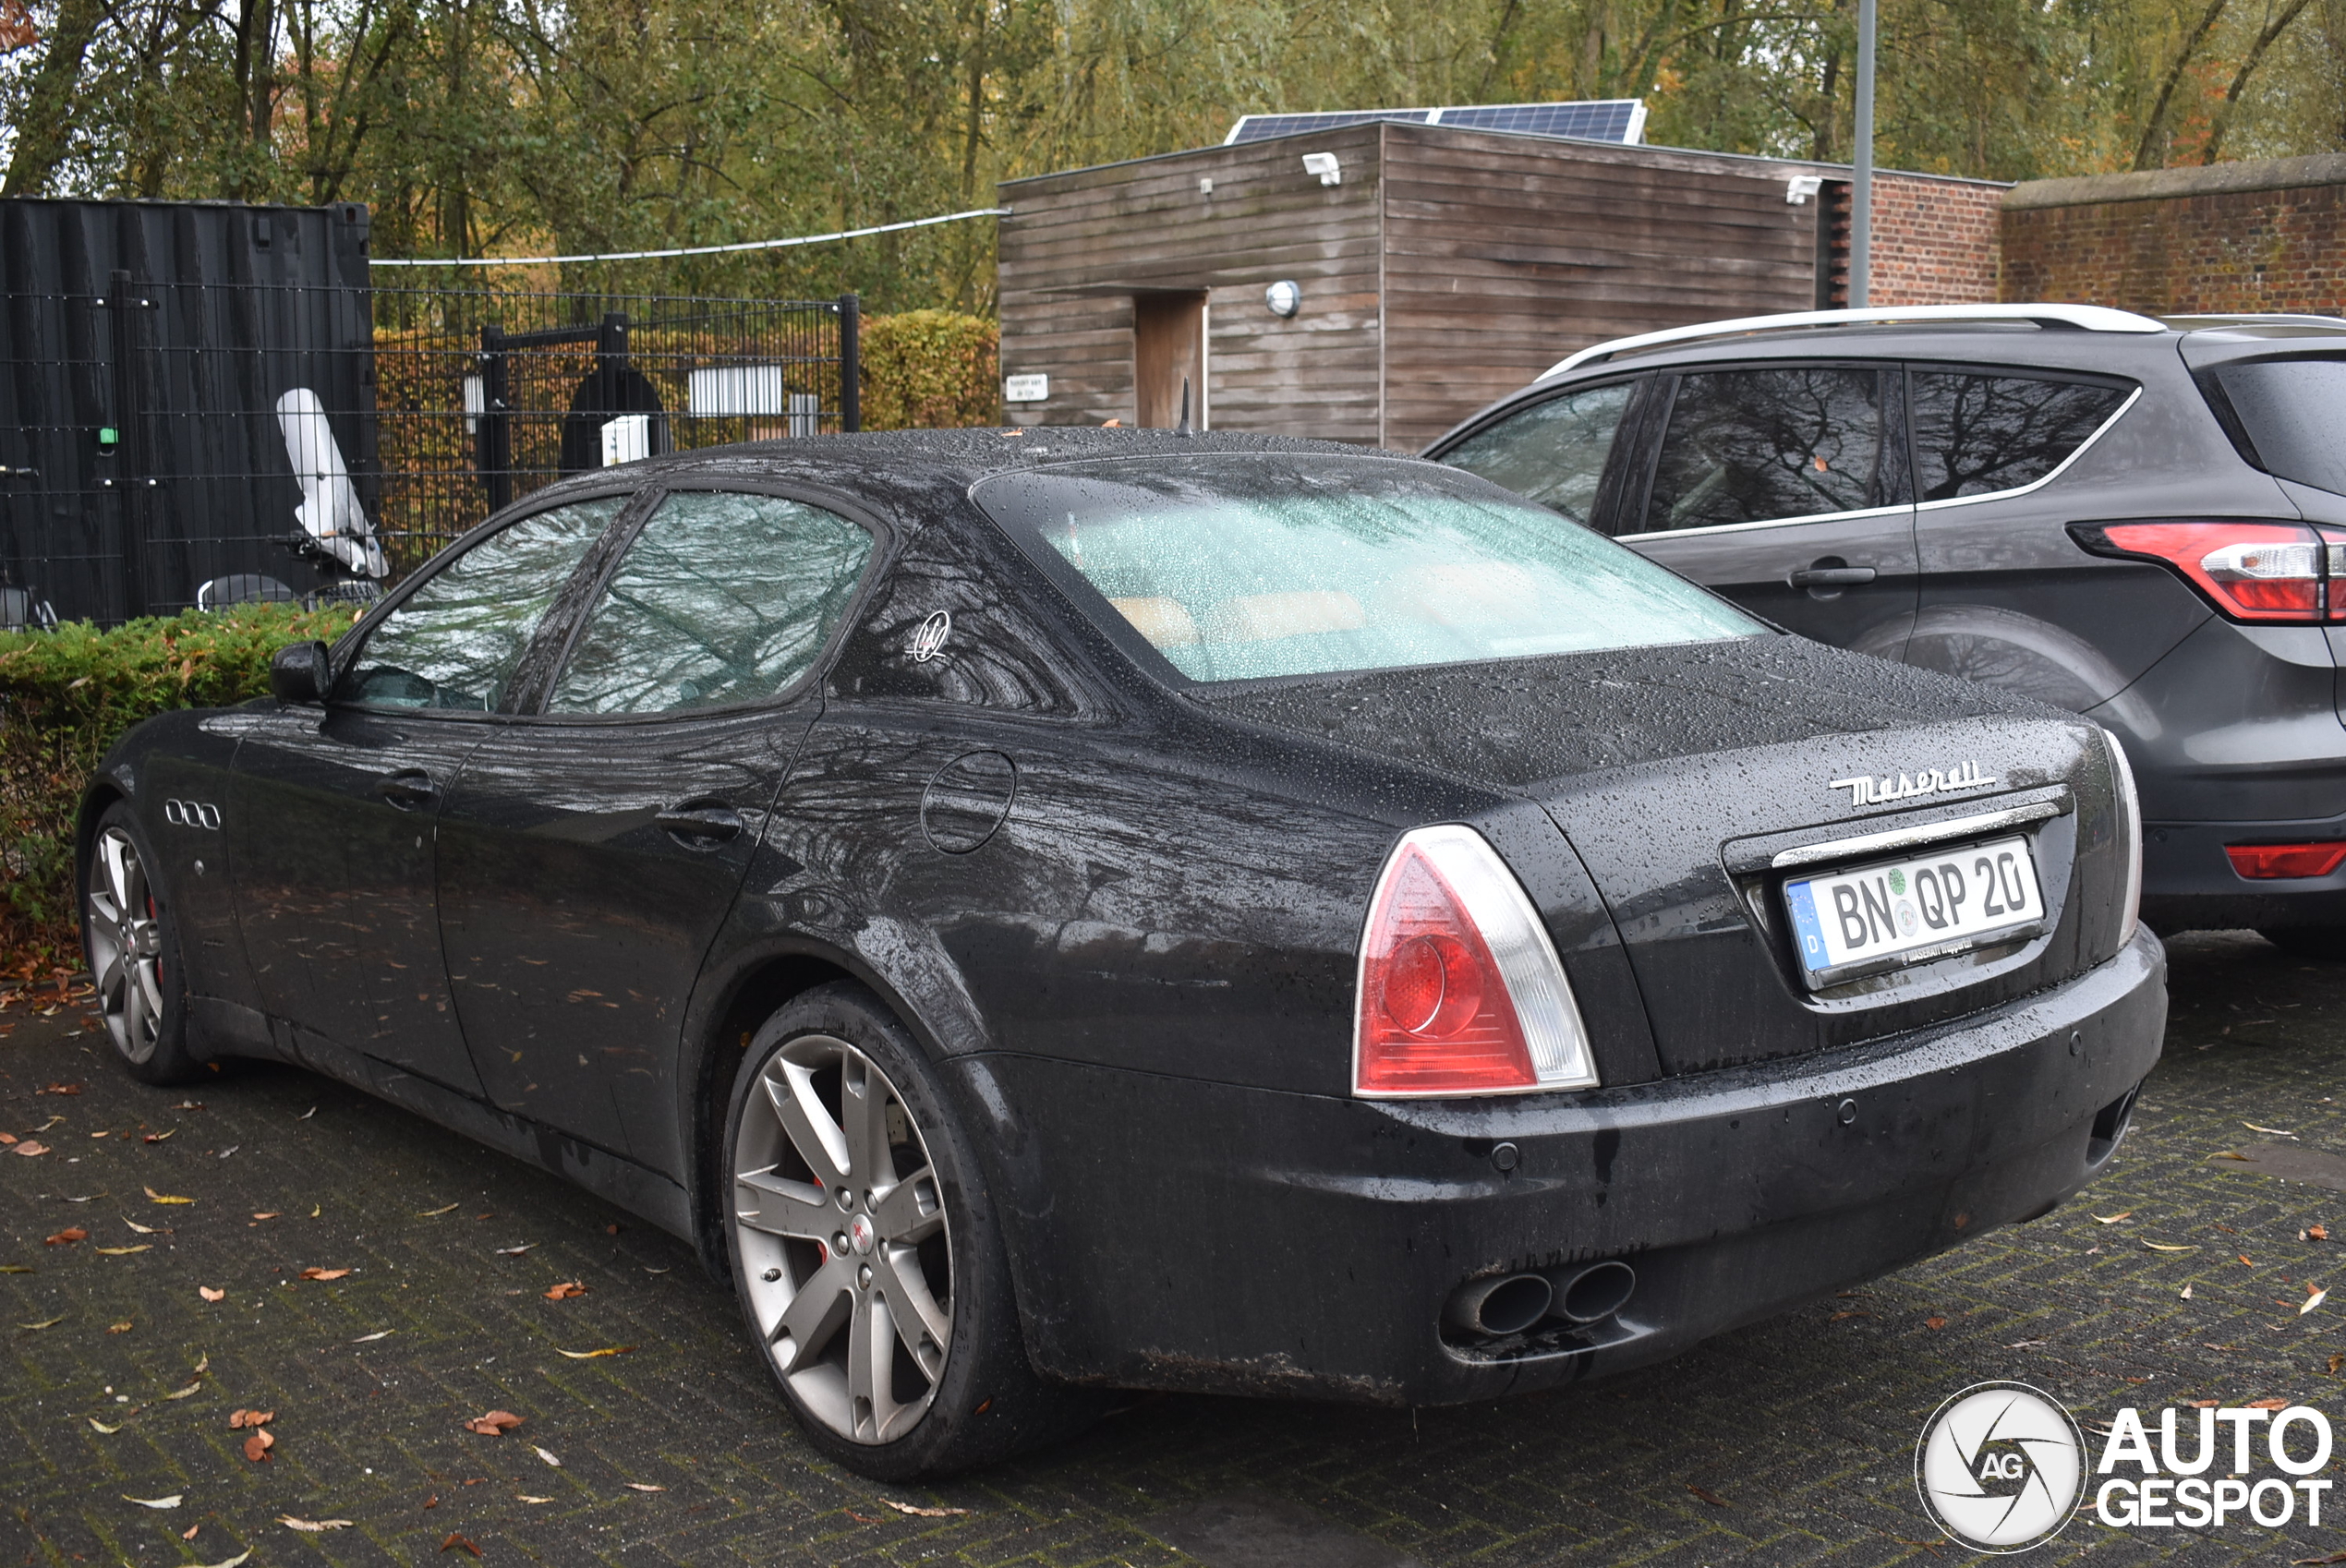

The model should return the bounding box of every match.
[343,495,627,710]
[2212,358,2346,496]
[548,489,873,715]
[1640,368,1885,533]
[1907,370,2128,501]
[1437,382,1632,525]
[973,455,1761,685]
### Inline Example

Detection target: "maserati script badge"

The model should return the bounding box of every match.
[1830,759,1998,808]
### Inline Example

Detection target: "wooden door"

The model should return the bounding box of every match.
[1133,293,1208,428]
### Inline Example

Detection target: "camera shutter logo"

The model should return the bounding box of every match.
[1916,1381,2086,1551]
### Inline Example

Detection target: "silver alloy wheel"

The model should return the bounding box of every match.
[732,1032,953,1444]
[86,825,164,1065]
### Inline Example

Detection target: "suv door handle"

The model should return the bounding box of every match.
[655,803,744,847]
[377,768,438,810]
[1788,565,1878,588]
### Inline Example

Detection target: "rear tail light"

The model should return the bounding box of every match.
[1353,825,1598,1098]
[2226,841,2346,880]
[2102,729,2143,946]
[2072,520,2346,622]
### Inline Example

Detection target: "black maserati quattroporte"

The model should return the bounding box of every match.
[80,429,2164,1478]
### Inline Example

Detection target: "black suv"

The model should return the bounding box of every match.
[1429,305,2346,951]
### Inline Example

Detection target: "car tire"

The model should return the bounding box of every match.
[79,802,207,1084]
[2258,926,2346,960]
[722,980,1099,1479]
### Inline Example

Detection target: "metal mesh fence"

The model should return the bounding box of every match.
[0,268,856,627]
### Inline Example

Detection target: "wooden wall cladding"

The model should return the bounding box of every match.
[997,127,1384,441]
[1379,127,1821,451]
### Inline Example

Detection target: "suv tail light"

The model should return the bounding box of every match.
[1353,825,1598,1098]
[2226,842,2346,880]
[2072,520,2346,622]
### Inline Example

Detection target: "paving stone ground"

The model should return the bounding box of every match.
[5,932,2346,1566]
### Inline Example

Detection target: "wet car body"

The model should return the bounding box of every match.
[83,430,2162,1438]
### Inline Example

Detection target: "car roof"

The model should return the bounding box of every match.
[517,428,1401,513]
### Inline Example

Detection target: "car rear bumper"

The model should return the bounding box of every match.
[959,927,2165,1406]
[2143,813,2346,931]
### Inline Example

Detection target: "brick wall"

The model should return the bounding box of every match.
[2000,154,2346,310]
[1869,173,2005,305]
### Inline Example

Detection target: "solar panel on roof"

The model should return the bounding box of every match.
[1225,99,1645,146]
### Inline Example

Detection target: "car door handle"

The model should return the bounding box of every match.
[376,768,438,810]
[655,803,744,847]
[1788,566,1878,587]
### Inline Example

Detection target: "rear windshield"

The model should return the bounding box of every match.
[971,455,1762,684]
[2215,358,2346,496]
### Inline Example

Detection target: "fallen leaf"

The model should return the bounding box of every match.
[0,1132,13,1144]
[2093,1211,2134,1224]
[12,1141,49,1157]
[96,1246,151,1256]
[124,1494,183,1509]
[198,1554,250,1568]
[44,1227,86,1246]
[440,1532,481,1556]
[2291,1554,2346,1566]
[556,1345,635,1359]
[2008,1338,2050,1349]
[2145,1242,2196,1252]
[352,1330,393,1343]
[624,1483,666,1492]
[2213,1151,2254,1161]
[2330,1354,2345,1376]
[534,1444,562,1467]
[493,1243,535,1256]
[2190,1397,2221,1407]
[2248,1123,2299,1137]
[200,1286,224,1302]
[227,1409,275,1429]
[181,1526,198,1540]
[142,1129,174,1143]
[144,1187,194,1205]
[2306,1287,2329,1315]
[2183,1285,2195,1299]
[123,1217,158,1235]
[2250,1396,2292,1410]
[107,1321,132,1333]
[90,1417,121,1433]
[243,1429,274,1463]
[299,1267,352,1281]
[1683,1485,1731,1509]
[518,1494,554,1503]
[418,1202,459,1217]
[163,1381,202,1400]
[18,1315,64,1331]
[544,1280,586,1300]
[1925,1316,1947,1330]
[193,1353,209,1374]
[297,1106,317,1120]
[279,1516,354,1532]
[0,1265,30,1273]
[1829,1309,1869,1321]
[462,1409,525,1436]
[251,1212,280,1222]
[37,1082,83,1095]
[2313,1225,2331,1242]
[846,1511,883,1524]
[216,1145,238,1159]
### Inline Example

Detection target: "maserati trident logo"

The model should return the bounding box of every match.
[909,610,951,663]
[1831,759,1997,808]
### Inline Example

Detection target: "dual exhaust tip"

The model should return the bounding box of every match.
[1445,1259,1637,1340]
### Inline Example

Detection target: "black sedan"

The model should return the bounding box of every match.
[79,429,2165,1479]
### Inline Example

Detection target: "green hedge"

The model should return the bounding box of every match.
[861,309,1000,430]
[0,604,361,979]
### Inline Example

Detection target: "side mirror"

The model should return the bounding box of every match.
[269,640,332,705]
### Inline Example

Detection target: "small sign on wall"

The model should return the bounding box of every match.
[1003,373,1049,404]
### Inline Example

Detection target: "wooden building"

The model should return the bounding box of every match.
[996,121,2004,451]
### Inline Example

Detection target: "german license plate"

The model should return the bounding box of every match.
[1784,835,2045,984]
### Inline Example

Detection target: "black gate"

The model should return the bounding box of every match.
[0,198,860,627]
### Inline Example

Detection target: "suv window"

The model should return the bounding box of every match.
[1908,370,2128,501]
[1437,382,1632,525]
[343,495,628,710]
[2212,358,2346,496]
[547,489,874,715]
[1640,368,1885,533]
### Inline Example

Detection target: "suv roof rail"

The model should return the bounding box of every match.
[1538,303,2169,380]
[2161,312,2346,331]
